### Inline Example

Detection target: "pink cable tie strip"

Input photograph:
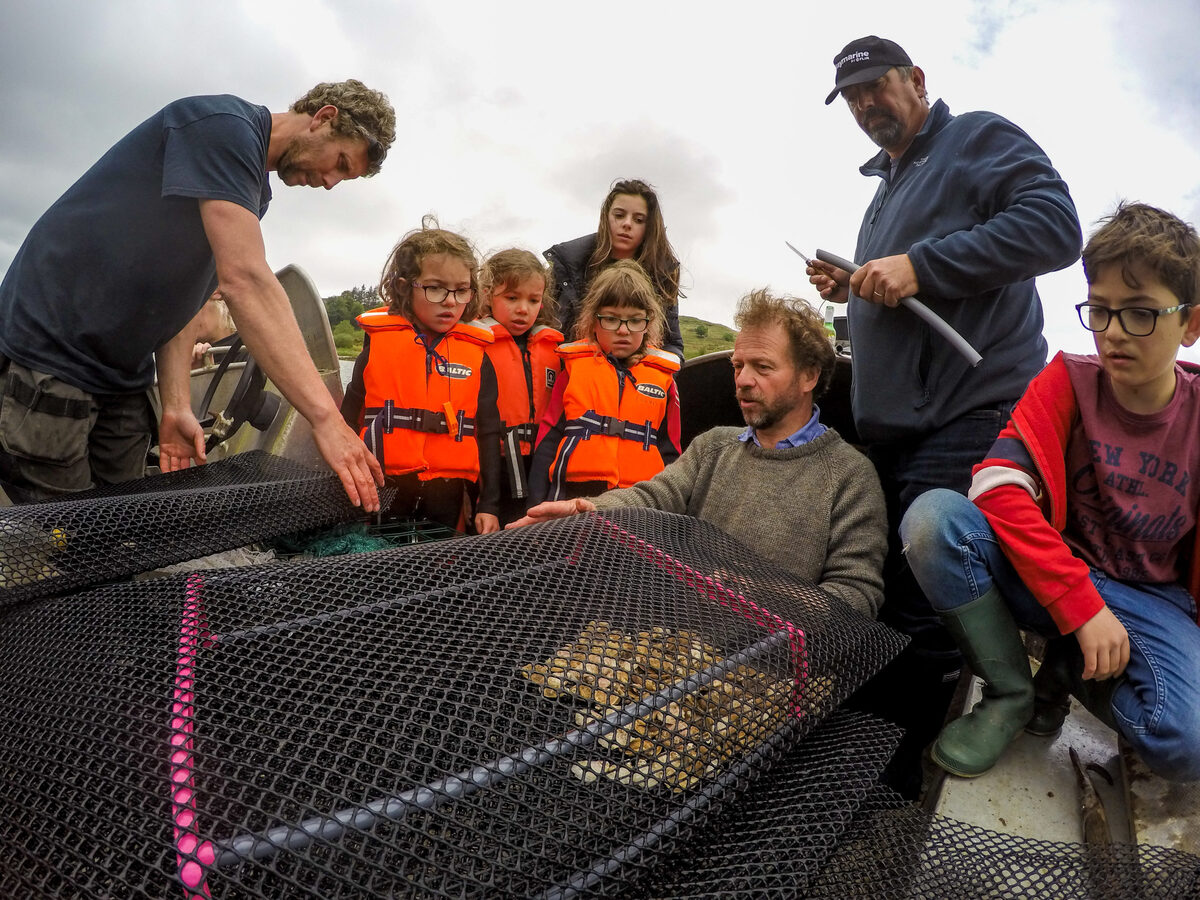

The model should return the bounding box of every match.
[595,518,809,718]
[171,574,216,899]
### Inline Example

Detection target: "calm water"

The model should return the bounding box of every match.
[338,358,355,389]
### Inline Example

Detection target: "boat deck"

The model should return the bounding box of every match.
[933,683,1130,843]
[933,675,1199,852]
[1124,743,1200,856]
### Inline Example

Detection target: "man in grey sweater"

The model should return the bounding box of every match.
[511,289,887,619]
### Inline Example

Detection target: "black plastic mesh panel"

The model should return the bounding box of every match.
[806,786,1200,899]
[646,707,1200,899]
[639,709,903,898]
[0,452,388,607]
[0,508,904,898]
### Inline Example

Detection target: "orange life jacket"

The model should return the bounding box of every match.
[481,319,564,454]
[481,319,564,499]
[355,307,493,480]
[548,341,680,495]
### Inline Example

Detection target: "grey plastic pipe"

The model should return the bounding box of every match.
[814,248,983,368]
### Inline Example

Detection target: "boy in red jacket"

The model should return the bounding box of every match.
[901,202,1200,782]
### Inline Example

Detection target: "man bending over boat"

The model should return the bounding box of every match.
[0,81,394,510]
[510,289,888,619]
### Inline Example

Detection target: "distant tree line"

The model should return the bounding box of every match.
[323,285,379,354]
[322,291,736,359]
[323,284,379,328]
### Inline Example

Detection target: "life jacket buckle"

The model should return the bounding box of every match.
[418,409,445,433]
[601,417,626,438]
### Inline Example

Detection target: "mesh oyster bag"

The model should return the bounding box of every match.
[645,708,1200,899]
[0,507,904,897]
[638,708,904,898]
[0,452,386,607]
[804,783,1200,899]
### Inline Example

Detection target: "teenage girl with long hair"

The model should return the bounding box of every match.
[544,178,685,361]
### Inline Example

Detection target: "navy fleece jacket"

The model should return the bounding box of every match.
[849,99,1081,444]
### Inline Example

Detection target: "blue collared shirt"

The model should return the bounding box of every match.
[738,405,826,449]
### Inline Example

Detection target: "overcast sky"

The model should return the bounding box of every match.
[3,0,1199,360]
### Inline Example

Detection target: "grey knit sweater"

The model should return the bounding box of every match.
[592,427,887,618]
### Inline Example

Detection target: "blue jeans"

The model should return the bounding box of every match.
[902,489,1200,781]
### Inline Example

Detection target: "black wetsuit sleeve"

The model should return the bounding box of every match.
[340,335,371,430]
[544,243,583,342]
[474,357,502,516]
[656,389,680,466]
[527,371,570,506]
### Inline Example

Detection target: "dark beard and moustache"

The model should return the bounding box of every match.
[274,138,311,186]
[863,111,903,149]
[275,145,302,185]
[738,392,788,431]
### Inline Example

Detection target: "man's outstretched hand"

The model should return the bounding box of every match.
[311,416,384,512]
[506,497,597,529]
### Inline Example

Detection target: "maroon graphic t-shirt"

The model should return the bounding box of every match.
[1062,354,1200,583]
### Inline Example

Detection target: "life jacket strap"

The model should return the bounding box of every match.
[502,422,537,445]
[502,428,530,499]
[564,410,656,451]
[364,403,477,437]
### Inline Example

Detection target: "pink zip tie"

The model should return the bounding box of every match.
[171,574,215,898]
[595,518,809,718]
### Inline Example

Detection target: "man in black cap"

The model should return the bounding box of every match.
[808,35,1082,799]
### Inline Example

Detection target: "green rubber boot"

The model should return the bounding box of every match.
[931,589,1035,778]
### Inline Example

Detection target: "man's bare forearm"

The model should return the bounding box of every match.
[157,324,199,417]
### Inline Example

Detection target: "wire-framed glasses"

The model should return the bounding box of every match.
[414,282,474,305]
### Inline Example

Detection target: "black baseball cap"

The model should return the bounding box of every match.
[825,35,913,105]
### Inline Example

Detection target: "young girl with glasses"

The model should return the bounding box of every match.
[341,222,502,533]
[477,249,564,525]
[528,260,681,504]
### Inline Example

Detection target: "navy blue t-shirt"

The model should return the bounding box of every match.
[0,95,272,393]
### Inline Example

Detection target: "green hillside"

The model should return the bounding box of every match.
[678,315,736,359]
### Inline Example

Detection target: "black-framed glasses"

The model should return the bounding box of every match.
[1075,302,1191,337]
[597,314,649,332]
[414,282,474,305]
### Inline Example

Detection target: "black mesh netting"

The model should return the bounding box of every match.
[0,452,391,607]
[644,710,1200,899]
[0,507,906,897]
[638,709,904,898]
[804,785,1200,899]
[2,503,1195,899]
